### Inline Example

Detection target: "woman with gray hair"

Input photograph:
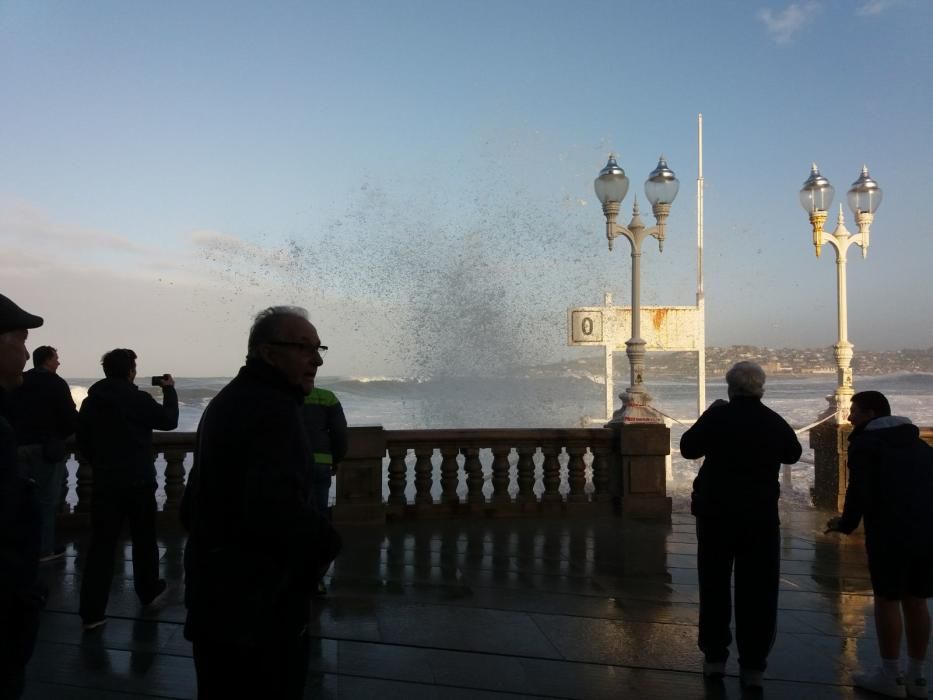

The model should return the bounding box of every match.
[680,361,802,691]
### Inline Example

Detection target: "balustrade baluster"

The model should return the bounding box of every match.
[387,446,408,506]
[413,447,434,505]
[439,446,460,504]
[464,447,484,504]
[59,456,71,514]
[541,446,561,502]
[490,446,511,503]
[75,453,92,513]
[591,445,611,500]
[566,445,587,502]
[163,449,187,510]
[516,447,536,503]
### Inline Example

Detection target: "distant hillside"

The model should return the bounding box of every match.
[534,346,933,379]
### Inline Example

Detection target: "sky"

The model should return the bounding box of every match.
[1,0,931,379]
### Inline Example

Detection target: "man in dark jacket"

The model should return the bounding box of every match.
[77,349,178,630]
[182,306,340,699]
[681,361,801,690]
[0,293,44,699]
[10,346,77,561]
[827,390,933,698]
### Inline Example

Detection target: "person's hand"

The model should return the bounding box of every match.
[161,374,176,388]
[824,516,843,534]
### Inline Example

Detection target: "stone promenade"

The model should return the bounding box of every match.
[24,507,923,699]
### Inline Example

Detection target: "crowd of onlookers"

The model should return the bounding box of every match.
[1,290,932,699]
[0,294,344,698]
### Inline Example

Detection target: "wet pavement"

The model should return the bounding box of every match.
[23,506,927,698]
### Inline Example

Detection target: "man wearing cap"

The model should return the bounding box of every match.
[0,293,45,699]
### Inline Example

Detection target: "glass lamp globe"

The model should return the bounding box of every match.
[847,165,883,215]
[594,154,630,205]
[645,156,679,206]
[799,163,834,213]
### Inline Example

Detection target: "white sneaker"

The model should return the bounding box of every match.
[854,667,907,698]
[907,676,928,699]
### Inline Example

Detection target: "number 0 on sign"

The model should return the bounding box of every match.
[571,311,603,343]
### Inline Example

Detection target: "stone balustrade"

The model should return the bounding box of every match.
[57,423,673,528]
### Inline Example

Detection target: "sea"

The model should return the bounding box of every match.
[65,371,933,511]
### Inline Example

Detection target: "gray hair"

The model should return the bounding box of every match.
[725,361,766,398]
[247,305,309,359]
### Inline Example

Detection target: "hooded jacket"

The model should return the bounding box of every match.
[77,378,178,487]
[837,416,933,552]
[681,395,802,523]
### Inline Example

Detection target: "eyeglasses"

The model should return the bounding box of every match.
[267,341,327,358]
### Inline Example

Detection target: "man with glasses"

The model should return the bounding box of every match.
[182,306,340,699]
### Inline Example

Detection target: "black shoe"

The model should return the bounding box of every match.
[39,545,67,562]
[141,579,167,606]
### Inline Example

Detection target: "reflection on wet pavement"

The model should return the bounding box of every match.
[23,507,922,698]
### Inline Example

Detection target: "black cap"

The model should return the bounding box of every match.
[0,293,44,335]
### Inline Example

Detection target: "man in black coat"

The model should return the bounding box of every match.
[181,306,340,699]
[680,361,801,690]
[77,349,178,630]
[0,293,44,699]
[827,390,933,698]
[10,345,77,561]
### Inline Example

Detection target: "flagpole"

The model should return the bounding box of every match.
[697,113,706,416]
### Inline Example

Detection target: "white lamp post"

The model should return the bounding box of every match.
[595,154,679,424]
[800,163,883,422]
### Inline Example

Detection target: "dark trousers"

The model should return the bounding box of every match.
[696,517,780,671]
[79,482,161,622]
[17,445,66,556]
[192,631,310,699]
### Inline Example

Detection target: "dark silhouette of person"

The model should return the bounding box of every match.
[77,349,177,630]
[10,345,77,561]
[826,390,933,698]
[181,306,340,699]
[681,361,801,691]
[0,292,45,699]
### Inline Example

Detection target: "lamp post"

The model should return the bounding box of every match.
[800,163,883,422]
[595,154,679,424]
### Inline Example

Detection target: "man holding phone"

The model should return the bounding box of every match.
[77,348,178,630]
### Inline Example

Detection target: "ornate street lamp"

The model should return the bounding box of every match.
[800,163,883,421]
[595,154,679,424]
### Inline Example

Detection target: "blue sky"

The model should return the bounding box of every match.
[1,0,931,377]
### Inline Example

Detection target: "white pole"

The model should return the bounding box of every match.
[696,113,706,416]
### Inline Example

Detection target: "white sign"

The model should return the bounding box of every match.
[569,305,704,351]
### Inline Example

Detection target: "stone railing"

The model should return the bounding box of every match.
[58,423,672,527]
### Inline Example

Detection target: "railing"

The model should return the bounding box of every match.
[380,428,615,518]
[57,423,674,527]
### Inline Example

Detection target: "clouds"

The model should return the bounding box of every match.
[758,2,820,44]
[758,0,906,43]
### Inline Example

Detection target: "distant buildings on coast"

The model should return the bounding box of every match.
[697,346,933,377]
[556,346,933,379]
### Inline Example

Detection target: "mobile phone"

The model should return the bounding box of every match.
[151,375,167,386]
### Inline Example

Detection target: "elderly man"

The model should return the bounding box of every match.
[0,293,44,699]
[10,345,78,562]
[182,306,340,699]
[680,361,801,690]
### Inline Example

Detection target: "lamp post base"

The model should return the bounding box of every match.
[606,390,666,426]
